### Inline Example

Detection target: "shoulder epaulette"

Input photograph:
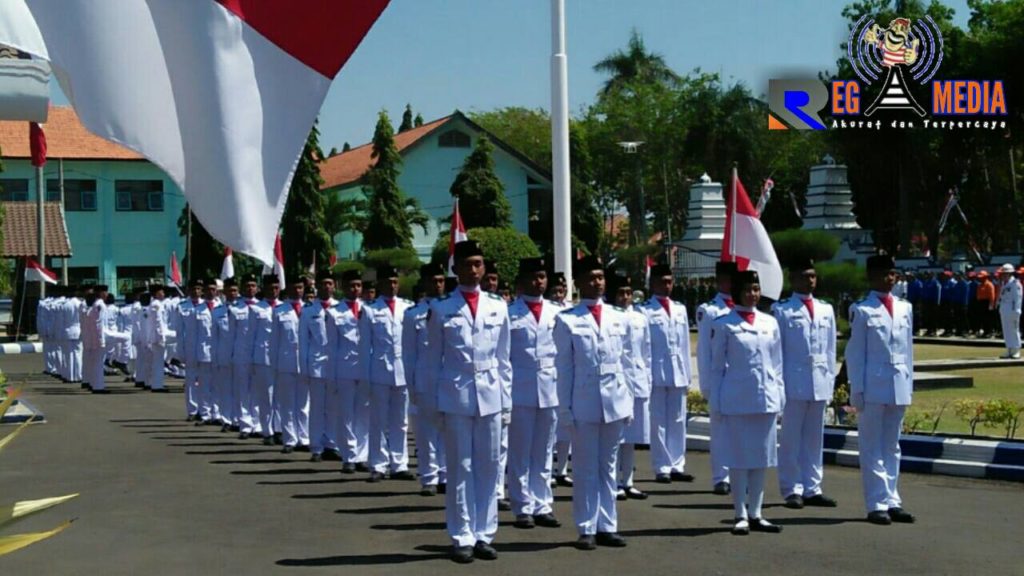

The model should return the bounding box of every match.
[487,292,503,301]
[612,305,625,312]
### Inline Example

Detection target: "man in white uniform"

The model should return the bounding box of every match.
[212,280,237,426]
[232,275,260,438]
[847,254,916,525]
[146,285,175,393]
[275,279,308,453]
[251,274,281,444]
[997,263,1022,359]
[696,261,737,495]
[300,274,335,458]
[192,280,220,425]
[176,279,203,420]
[772,259,838,509]
[330,270,370,472]
[421,240,511,564]
[82,285,109,393]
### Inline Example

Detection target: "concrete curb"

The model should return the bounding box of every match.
[685,415,1024,482]
[0,342,42,355]
[0,398,46,424]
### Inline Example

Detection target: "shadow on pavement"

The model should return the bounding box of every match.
[185,449,282,455]
[208,458,297,465]
[231,468,336,476]
[150,435,236,440]
[256,478,354,486]
[336,505,445,515]
[293,490,412,499]
[620,526,731,538]
[370,521,447,531]
[109,418,183,423]
[276,550,449,566]
[168,442,254,447]
[774,516,857,526]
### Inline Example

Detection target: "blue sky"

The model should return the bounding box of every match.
[49,0,971,151]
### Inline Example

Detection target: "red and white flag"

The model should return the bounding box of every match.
[447,198,468,276]
[220,246,235,281]
[644,255,654,289]
[29,121,46,167]
[721,169,783,300]
[262,234,286,288]
[1,0,390,265]
[25,256,57,284]
[168,251,182,287]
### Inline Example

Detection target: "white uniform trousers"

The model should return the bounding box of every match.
[251,365,275,437]
[233,365,255,433]
[215,365,234,425]
[149,345,168,391]
[308,377,335,454]
[276,372,309,447]
[618,444,636,488]
[497,421,509,499]
[43,340,53,374]
[324,381,341,451]
[195,363,218,422]
[369,384,410,473]
[337,379,370,463]
[778,399,827,498]
[183,364,200,418]
[709,411,730,485]
[415,407,446,487]
[443,412,502,547]
[1000,309,1021,352]
[650,386,689,475]
[857,403,906,513]
[508,406,557,516]
[136,345,151,386]
[572,419,625,535]
[84,347,105,390]
[66,340,83,382]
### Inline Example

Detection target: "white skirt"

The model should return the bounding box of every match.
[622,397,650,444]
[718,413,778,469]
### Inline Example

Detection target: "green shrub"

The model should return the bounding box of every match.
[770,229,840,265]
[432,227,541,283]
[687,389,708,415]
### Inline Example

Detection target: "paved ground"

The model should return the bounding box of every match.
[1,353,1022,575]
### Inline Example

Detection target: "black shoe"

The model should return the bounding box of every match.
[391,470,417,481]
[90,388,110,394]
[670,471,695,482]
[616,487,627,501]
[451,545,474,564]
[186,414,197,422]
[230,425,240,432]
[367,471,385,483]
[135,382,145,389]
[888,507,916,523]
[713,481,731,495]
[655,473,672,484]
[731,518,750,535]
[273,433,283,445]
[750,518,782,533]
[310,453,322,463]
[238,432,250,440]
[195,420,207,427]
[355,462,370,473]
[281,445,294,454]
[262,436,274,446]
[784,494,804,509]
[151,388,169,393]
[625,486,648,500]
[437,483,447,495]
[533,513,562,528]
[81,382,91,390]
[419,485,437,497]
[867,511,892,525]
[497,498,512,511]
[322,449,341,462]
[803,494,838,508]
[221,424,230,433]
[596,532,627,547]
[555,474,573,487]
[473,541,498,560]
[341,462,356,474]
[514,514,535,529]
[296,444,310,453]
[576,535,597,551]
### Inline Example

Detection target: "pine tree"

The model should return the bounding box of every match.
[281,121,333,274]
[450,136,511,229]
[363,110,417,251]
[342,142,351,153]
[414,113,424,127]
[399,104,414,133]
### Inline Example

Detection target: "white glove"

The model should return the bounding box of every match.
[501,409,512,426]
[851,392,865,411]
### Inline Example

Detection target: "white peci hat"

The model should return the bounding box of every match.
[1000,263,1015,274]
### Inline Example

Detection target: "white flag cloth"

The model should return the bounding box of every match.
[447,198,468,277]
[220,247,235,281]
[25,257,57,284]
[261,234,287,289]
[721,172,784,300]
[0,0,389,265]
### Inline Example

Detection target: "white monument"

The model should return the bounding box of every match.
[802,155,875,264]
[673,173,725,276]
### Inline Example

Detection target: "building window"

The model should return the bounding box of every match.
[47,179,97,211]
[115,180,164,212]
[438,130,471,148]
[0,178,29,201]
[67,267,100,286]
[116,266,165,295]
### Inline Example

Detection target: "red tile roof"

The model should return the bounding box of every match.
[2,201,73,257]
[0,106,143,161]
[319,115,452,189]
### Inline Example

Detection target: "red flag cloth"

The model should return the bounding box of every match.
[447,198,468,276]
[25,256,58,284]
[29,122,46,167]
[169,251,182,286]
[720,171,784,300]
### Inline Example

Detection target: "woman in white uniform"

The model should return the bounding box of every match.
[707,270,785,535]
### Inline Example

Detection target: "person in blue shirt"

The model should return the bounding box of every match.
[921,272,942,336]
[906,272,923,334]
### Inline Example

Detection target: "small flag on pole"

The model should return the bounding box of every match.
[219,247,235,280]
[168,251,182,287]
[721,168,784,300]
[25,257,57,285]
[447,198,468,276]
[262,234,287,288]
[29,122,46,167]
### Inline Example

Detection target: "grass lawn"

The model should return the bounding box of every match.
[912,343,1006,362]
[908,366,1024,438]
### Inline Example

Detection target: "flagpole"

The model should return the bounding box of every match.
[730,163,737,260]
[36,163,46,298]
[59,158,68,285]
[15,265,27,343]
[551,0,572,293]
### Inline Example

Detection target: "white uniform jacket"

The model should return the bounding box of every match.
[299,298,336,379]
[622,306,652,399]
[401,299,430,395]
[230,298,258,367]
[271,301,303,374]
[772,295,837,402]
[359,296,413,387]
[553,302,634,424]
[328,299,363,381]
[696,293,732,394]
[212,301,234,366]
[421,289,512,418]
[707,309,784,415]
[999,277,1023,314]
[63,297,82,341]
[191,300,218,363]
[250,299,279,367]
[507,297,560,408]
[639,297,692,388]
[175,299,198,363]
[846,292,914,406]
[82,299,106,350]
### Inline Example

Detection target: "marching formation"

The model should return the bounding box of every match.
[34,243,919,563]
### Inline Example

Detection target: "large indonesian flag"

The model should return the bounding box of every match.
[261,234,286,289]
[220,247,235,281]
[25,257,57,284]
[0,0,390,265]
[447,198,468,277]
[721,170,783,300]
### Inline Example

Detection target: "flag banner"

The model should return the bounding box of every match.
[168,251,182,286]
[447,198,467,276]
[755,178,774,216]
[25,256,57,284]
[721,170,784,300]
[28,121,45,166]
[937,189,957,235]
[2,0,390,265]
[220,246,235,280]
[261,234,286,288]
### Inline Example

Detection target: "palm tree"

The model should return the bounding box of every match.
[323,192,431,243]
[593,29,680,95]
